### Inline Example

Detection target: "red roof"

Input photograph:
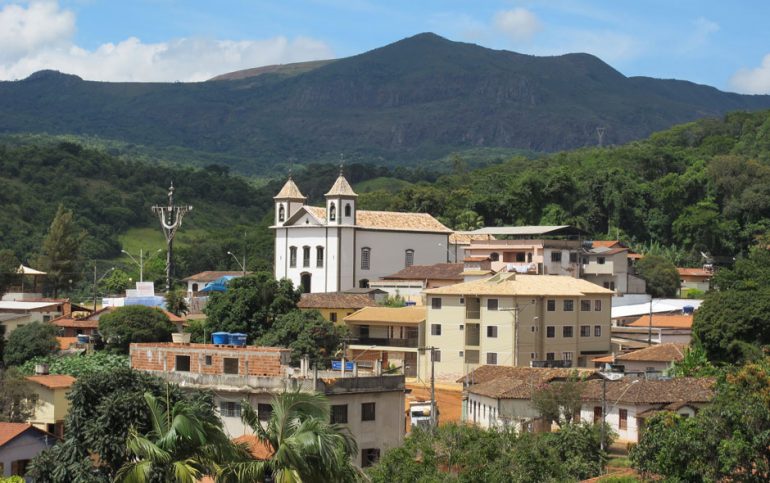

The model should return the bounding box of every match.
[52,317,99,329]
[382,263,463,281]
[233,435,274,460]
[0,423,37,447]
[26,374,77,389]
[677,267,712,278]
[57,336,79,350]
[628,314,693,329]
[591,240,622,249]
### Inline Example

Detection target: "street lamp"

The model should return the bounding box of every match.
[121,248,162,282]
[93,266,115,311]
[226,251,246,276]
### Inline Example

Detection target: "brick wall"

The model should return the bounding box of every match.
[130,343,291,376]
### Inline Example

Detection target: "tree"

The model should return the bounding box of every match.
[668,344,719,377]
[37,204,85,297]
[4,322,58,366]
[220,391,360,483]
[204,272,300,342]
[531,374,585,428]
[116,392,244,482]
[635,254,680,297]
[27,369,208,482]
[101,268,131,295]
[98,306,173,353]
[0,368,37,422]
[0,249,20,297]
[164,289,189,317]
[259,310,347,367]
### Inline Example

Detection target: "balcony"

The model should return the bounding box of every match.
[582,263,614,275]
[352,337,418,348]
[465,323,480,346]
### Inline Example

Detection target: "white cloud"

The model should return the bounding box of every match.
[730,54,770,94]
[0,1,334,82]
[678,17,719,54]
[493,8,542,42]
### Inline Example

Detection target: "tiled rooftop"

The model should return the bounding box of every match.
[425,272,614,296]
[382,263,463,281]
[26,374,77,389]
[297,293,378,309]
[344,306,426,324]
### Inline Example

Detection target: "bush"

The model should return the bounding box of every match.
[3,322,58,366]
[98,305,173,353]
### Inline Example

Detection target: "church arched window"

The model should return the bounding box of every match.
[278,205,285,222]
[329,203,336,221]
[344,203,351,217]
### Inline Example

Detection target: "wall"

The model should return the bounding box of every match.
[580,403,644,443]
[0,314,32,339]
[0,430,52,478]
[368,281,424,304]
[27,385,71,431]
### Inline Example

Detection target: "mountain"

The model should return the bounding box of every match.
[1,33,769,175]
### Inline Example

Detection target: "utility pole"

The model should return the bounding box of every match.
[648,298,653,346]
[152,182,192,293]
[419,346,438,429]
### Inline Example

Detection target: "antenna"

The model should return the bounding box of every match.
[596,127,606,147]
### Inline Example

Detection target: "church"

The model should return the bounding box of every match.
[272,170,452,293]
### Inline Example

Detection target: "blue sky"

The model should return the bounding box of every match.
[2,0,770,93]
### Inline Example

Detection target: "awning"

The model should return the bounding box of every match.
[200,276,236,293]
[16,264,46,275]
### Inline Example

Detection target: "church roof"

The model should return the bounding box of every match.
[325,175,358,197]
[300,207,451,233]
[274,178,306,200]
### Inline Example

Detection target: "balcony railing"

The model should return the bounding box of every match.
[353,337,419,348]
[465,324,480,346]
[465,309,481,320]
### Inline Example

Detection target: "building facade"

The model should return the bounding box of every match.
[272,173,451,293]
[25,374,75,437]
[421,273,613,381]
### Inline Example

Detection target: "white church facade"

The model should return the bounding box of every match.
[272,171,452,293]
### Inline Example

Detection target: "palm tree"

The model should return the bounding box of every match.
[116,392,246,482]
[219,391,362,483]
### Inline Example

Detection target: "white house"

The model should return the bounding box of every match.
[272,171,452,293]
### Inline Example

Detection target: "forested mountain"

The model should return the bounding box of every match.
[1,33,769,175]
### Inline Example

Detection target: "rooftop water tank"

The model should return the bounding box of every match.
[229,332,247,346]
[212,332,230,345]
[683,305,695,315]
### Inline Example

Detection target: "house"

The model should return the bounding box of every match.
[0,299,90,335]
[579,377,714,444]
[581,245,646,296]
[25,374,76,437]
[611,299,702,326]
[0,313,31,339]
[422,272,614,381]
[592,343,688,374]
[297,292,378,323]
[130,342,405,468]
[182,271,251,294]
[272,171,452,293]
[446,232,496,263]
[370,263,464,304]
[342,287,388,303]
[459,365,596,430]
[0,423,55,479]
[612,313,694,348]
[677,267,713,295]
[51,305,186,336]
[343,306,426,377]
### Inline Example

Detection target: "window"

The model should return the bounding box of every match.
[486,352,498,365]
[361,448,381,468]
[563,351,573,361]
[359,326,370,339]
[551,251,562,262]
[459,350,464,357]
[593,406,602,423]
[610,281,615,290]
[330,312,338,323]
[546,352,555,361]
[569,252,578,263]
[316,246,324,267]
[289,246,297,268]
[361,247,371,270]
[487,299,498,311]
[175,355,190,372]
[487,326,498,338]
[432,350,441,362]
[563,300,574,311]
[405,249,414,268]
[465,350,480,364]
[530,352,537,359]
[594,300,602,311]
[431,324,442,336]
[359,279,369,288]
[205,355,212,366]
[603,282,610,288]
[597,256,606,265]
[489,252,500,261]
[331,404,348,424]
[302,246,310,267]
[459,324,464,330]
[547,299,556,311]
[546,326,555,338]
[431,297,442,309]
[580,325,590,337]
[619,409,628,430]
[581,300,591,311]
[530,325,537,332]
[258,403,273,421]
[329,203,336,221]
[594,325,602,337]
[43,315,51,322]
[459,297,465,305]
[223,358,239,374]
[278,205,285,222]
[563,326,574,338]
[345,203,352,217]
[361,402,376,421]
[220,401,241,418]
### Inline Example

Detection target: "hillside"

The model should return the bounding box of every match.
[1,33,769,175]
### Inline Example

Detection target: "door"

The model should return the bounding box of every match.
[300,273,311,293]
[404,352,417,377]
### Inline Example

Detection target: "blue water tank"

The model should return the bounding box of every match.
[76,334,90,344]
[682,305,695,315]
[405,301,416,306]
[229,332,247,346]
[212,332,230,345]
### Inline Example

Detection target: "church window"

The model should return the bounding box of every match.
[329,203,336,221]
[490,252,500,262]
[361,247,371,270]
[405,249,414,268]
[345,203,351,217]
[303,246,310,268]
[289,247,297,268]
[316,246,324,268]
[278,205,285,222]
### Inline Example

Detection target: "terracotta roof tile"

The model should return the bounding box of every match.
[463,366,596,399]
[274,178,306,200]
[26,374,76,389]
[677,268,712,277]
[344,306,426,324]
[297,207,451,233]
[581,377,715,404]
[425,272,614,297]
[233,435,274,460]
[449,232,496,244]
[51,317,99,329]
[0,423,37,447]
[382,263,463,281]
[627,315,693,329]
[325,175,358,197]
[182,271,251,283]
[56,336,79,350]
[613,343,688,363]
[297,293,378,310]
[591,240,622,249]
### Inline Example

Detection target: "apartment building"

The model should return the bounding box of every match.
[421,272,613,381]
[130,342,405,468]
[581,245,646,295]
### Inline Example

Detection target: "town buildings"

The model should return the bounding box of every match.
[0,423,55,478]
[369,263,464,304]
[129,342,405,468]
[297,292,378,322]
[592,343,688,374]
[421,272,614,381]
[272,172,452,293]
[677,267,713,295]
[25,374,75,437]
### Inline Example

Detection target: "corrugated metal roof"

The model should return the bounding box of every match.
[0,301,58,311]
[468,225,586,236]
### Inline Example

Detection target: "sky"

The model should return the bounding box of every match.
[2,0,770,94]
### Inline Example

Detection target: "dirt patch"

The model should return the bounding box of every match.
[405,382,463,430]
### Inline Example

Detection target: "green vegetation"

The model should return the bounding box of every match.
[19,352,129,377]
[635,255,681,297]
[37,204,85,296]
[0,368,37,423]
[259,310,348,367]
[4,322,59,366]
[98,306,174,353]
